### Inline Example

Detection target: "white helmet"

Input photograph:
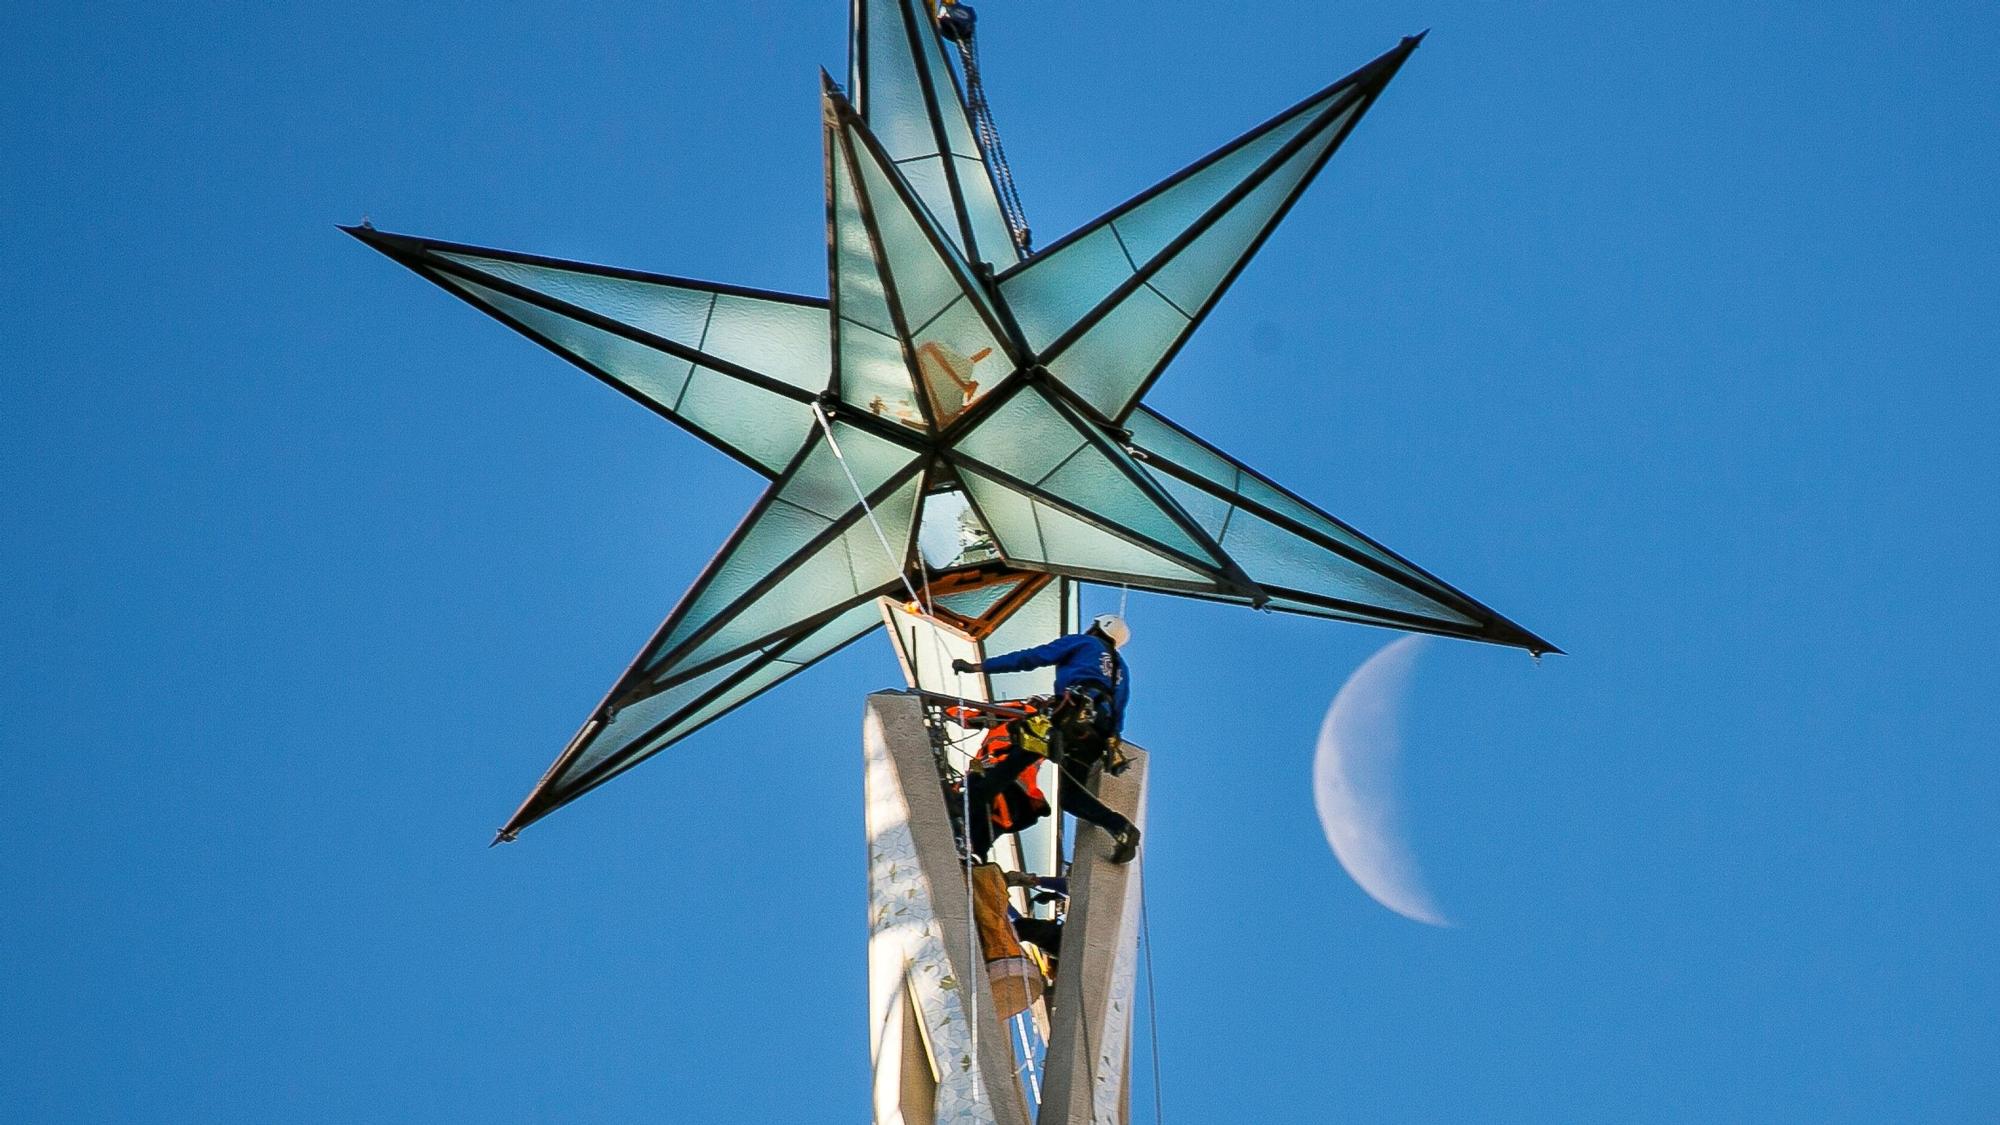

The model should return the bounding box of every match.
[1090,613,1131,648]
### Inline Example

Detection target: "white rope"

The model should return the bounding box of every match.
[812,404,987,1104]
[1140,878,1165,1123]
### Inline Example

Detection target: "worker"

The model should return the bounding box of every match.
[949,699,1052,861]
[954,614,1141,863]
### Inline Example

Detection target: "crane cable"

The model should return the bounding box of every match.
[937,2,1033,253]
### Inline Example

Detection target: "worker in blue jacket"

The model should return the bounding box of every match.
[955,614,1141,863]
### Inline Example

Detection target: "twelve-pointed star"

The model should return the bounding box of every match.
[348,0,1553,838]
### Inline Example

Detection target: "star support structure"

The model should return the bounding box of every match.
[347,0,1555,841]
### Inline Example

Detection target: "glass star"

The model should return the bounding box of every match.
[349,0,1552,837]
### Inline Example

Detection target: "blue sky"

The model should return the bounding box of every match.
[4,1,1995,1121]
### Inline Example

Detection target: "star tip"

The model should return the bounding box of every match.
[1520,633,1564,658]
[341,224,407,251]
[1410,29,1431,44]
[490,828,520,847]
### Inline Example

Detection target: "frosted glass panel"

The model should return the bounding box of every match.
[1024,494,1218,587]
[839,320,924,429]
[838,474,924,583]
[674,366,817,472]
[702,294,831,391]
[438,252,831,393]
[680,537,864,667]
[953,389,1082,485]
[436,274,694,412]
[894,156,954,232]
[911,294,1007,423]
[1043,284,1188,419]
[1151,470,1232,539]
[803,421,920,506]
[654,496,831,659]
[833,109,1013,431]
[1038,442,1213,563]
[998,75,1371,423]
[959,469,1215,589]
[918,12,984,162]
[1111,90,1354,264]
[1130,407,1418,577]
[833,131,897,338]
[1126,409,1238,484]
[958,470,1045,560]
[859,0,936,163]
[437,252,713,344]
[1147,108,1353,316]
[784,598,895,664]
[680,475,923,668]
[1236,473,1409,574]
[569,651,760,776]
[581,600,884,794]
[1220,508,1474,625]
[1000,225,1131,352]
[956,155,1021,267]
[854,123,968,329]
[851,0,1006,263]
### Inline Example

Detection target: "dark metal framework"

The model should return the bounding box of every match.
[348,0,1554,839]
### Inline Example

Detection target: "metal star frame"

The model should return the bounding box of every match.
[348,0,1554,839]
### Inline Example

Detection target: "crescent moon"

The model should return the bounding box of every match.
[1313,636,1451,927]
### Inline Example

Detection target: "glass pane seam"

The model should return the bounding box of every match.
[1142,279,1196,321]
[1108,222,1141,271]
[990,86,1344,284]
[1253,581,1477,629]
[670,463,922,660]
[692,291,719,353]
[650,588,891,692]
[1171,457,1461,604]
[842,108,1008,341]
[1032,95,1358,368]
[1033,443,1091,489]
[1025,490,1049,560]
[429,258,817,409]
[907,291,966,341]
[840,316,899,341]
[962,456,1228,579]
[428,270,794,477]
[840,124,922,352]
[1043,390,1233,564]
[1216,468,1243,540]
[423,241,828,310]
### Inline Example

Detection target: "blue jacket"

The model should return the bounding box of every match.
[983,633,1129,734]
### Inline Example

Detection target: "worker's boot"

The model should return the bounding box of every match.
[1109,824,1141,865]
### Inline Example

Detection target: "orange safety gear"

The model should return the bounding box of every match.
[950,699,1053,832]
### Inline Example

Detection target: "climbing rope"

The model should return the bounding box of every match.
[1140,878,1166,1122]
[811,403,988,1104]
[937,2,1033,253]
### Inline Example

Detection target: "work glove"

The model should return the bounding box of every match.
[951,658,980,674]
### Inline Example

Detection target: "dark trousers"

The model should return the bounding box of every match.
[966,740,1130,860]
